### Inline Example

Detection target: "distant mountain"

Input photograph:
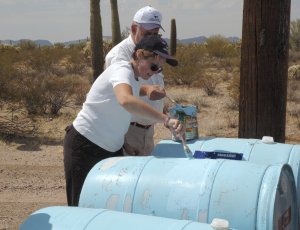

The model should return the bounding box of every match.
[34,39,53,46]
[61,39,88,47]
[1,35,240,47]
[178,36,208,45]
[163,36,240,45]
[61,36,112,46]
[226,36,240,43]
[0,39,53,46]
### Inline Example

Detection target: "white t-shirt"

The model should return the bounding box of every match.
[73,61,140,152]
[105,35,164,125]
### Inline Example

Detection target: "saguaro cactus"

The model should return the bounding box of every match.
[170,18,177,56]
[110,0,121,46]
[90,0,104,81]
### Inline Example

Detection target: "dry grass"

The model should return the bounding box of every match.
[161,79,300,144]
[2,79,299,146]
[1,64,300,230]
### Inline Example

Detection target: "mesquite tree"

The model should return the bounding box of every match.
[110,0,121,46]
[170,18,177,56]
[90,0,104,81]
[239,0,291,142]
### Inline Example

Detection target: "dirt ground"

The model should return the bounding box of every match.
[0,123,173,229]
[0,142,66,229]
[0,85,299,229]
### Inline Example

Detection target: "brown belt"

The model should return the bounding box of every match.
[130,122,152,129]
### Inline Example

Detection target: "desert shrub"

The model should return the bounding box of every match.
[163,44,205,86]
[65,49,87,75]
[288,106,300,117]
[83,40,113,63]
[287,81,300,102]
[43,75,77,115]
[82,41,91,58]
[220,57,241,72]
[69,41,87,50]
[288,64,300,80]
[287,106,300,129]
[0,45,22,66]
[0,105,36,137]
[289,50,300,64]
[27,48,62,74]
[18,40,37,50]
[103,40,113,57]
[18,73,88,115]
[290,19,300,52]
[206,35,239,59]
[167,93,189,105]
[200,73,219,96]
[225,111,238,128]
[0,47,22,103]
[68,75,91,105]
[189,95,208,109]
[53,42,65,49]
[0,44,93,115]
[227,74,240,110]
[18,75,48,115]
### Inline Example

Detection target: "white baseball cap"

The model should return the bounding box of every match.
[133,6,165,31]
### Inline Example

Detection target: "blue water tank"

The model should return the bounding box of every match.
[152,137,300,222]
[19,206,221,230]
[79,156,297,230]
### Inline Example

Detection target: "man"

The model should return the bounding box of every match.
[105,6,167,156]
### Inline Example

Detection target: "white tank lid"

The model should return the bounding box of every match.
[261,136,275,144]
[210,218,229,229]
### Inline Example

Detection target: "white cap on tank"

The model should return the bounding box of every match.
[261,136,275,144]
[210,218,229,230]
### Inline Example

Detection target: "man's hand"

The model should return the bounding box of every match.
[140,85,166,100]
[123,142,141,156]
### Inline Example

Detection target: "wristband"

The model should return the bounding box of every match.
[164,116,171,128]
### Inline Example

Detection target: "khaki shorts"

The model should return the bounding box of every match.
[124,124,154,156]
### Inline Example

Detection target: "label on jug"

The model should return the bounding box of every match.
[169,104,198,141]
[194,151,243,160]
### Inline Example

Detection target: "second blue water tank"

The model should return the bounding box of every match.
[79,156,297,230]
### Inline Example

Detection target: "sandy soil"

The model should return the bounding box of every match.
[0,85,299,229]
[0,143,66,229]
[0,123,172,229]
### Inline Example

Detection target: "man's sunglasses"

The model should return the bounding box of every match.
[150,63,163,73]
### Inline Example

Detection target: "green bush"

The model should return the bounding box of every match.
[27,48,64,74]
[82,40,113,64]
[43,75,74,115]
[18,40,37,50]
[65,49,87,75]
[18,75,48,115]
[18,74,87,115]
[0,46,22,103]
[163,44,205,86]
[68,76,91,105]
[287,81,300,102]
[206,35,239,59]
[200,73,219,96]
[288,64,300,80]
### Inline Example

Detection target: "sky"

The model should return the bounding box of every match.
[0,0,299,43]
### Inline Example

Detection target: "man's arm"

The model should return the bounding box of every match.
[139,84,166,100]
